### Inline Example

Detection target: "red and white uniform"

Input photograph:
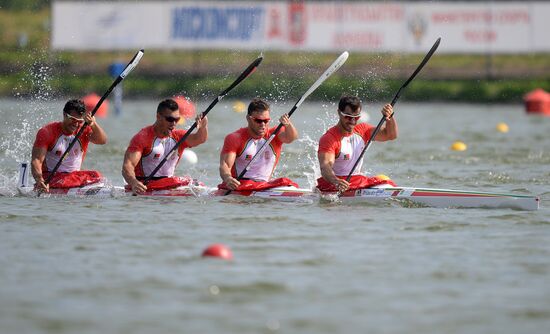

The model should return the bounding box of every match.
[317,123,397,191]
[33,122,93,173]
[221,127,284,181]
[318,123,374,176]
[127,125,191,178]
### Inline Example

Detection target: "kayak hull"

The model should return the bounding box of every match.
[16,184,540,210]
[17,183,123,198]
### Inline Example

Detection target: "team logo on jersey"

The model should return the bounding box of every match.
[245,154,252,160]
[154,153,161,159]
[55,150,62,156]
[343,154,350,160]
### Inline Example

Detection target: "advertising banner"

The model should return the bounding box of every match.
[51,1,550,53]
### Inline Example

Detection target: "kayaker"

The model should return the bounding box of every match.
[31,99,108,193]
[122,98,208,194]
[219,98,299,191]
[317,95,398,193]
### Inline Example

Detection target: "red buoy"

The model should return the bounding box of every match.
[523,89,550,116]
[202,244,233,260]
[82,93,109,118]
[173,95,196,119]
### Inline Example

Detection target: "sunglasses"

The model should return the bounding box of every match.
[338,110,361,120]
[249,116,270,124]
[163,115,181,123]
[65,113,84,123]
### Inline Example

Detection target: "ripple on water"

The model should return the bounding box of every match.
[210,281,288,295]
[0,213,19,222]
[269,256,333,267]
[514,219,550,225]
[402,222,471,232]
[485,213,549,225]
[511,309,550,319]
[214,215,309,224]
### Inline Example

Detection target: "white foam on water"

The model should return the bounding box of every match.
[0,51,56,190]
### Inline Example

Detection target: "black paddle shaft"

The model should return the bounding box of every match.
[44,49,144,186]
[344,38,441,183]
[142,56,263,183]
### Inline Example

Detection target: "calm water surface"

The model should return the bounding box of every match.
[1,99,549,333]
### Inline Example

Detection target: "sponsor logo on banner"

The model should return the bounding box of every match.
[408,12,427,45]
[288,2,306,45]
[267,7,282,39]
[171,6,263,41]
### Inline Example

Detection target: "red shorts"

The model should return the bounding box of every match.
[218,177,298,192]
[316,175,396,192]
[125,176,201,191]
[44,170,103,188]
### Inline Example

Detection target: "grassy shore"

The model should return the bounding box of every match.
[3,72,550,103]
[1,9,550,102]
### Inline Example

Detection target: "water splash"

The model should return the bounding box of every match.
[297,135,321,189]
[0,51,56,189]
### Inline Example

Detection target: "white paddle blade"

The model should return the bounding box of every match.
[120,49,145,79]
[296,51,349,107]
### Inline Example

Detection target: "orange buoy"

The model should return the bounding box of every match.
[82,93,108,118]
[232,101,246,113]
[496,122,509,133]
[173,95,196,119]
[82,93,109,118]
[451,141,467,151]
[202,244,233,260]
[523,89,550,116]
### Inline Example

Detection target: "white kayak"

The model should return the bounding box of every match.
[17,183,125,198]
[16,164,539,210]
[337,186,540,210]
[15,183,539,210]
[211,185,539,210]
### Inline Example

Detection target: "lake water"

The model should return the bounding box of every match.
[1,99,549,334]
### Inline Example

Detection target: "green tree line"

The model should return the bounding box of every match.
[1,0,50,11]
